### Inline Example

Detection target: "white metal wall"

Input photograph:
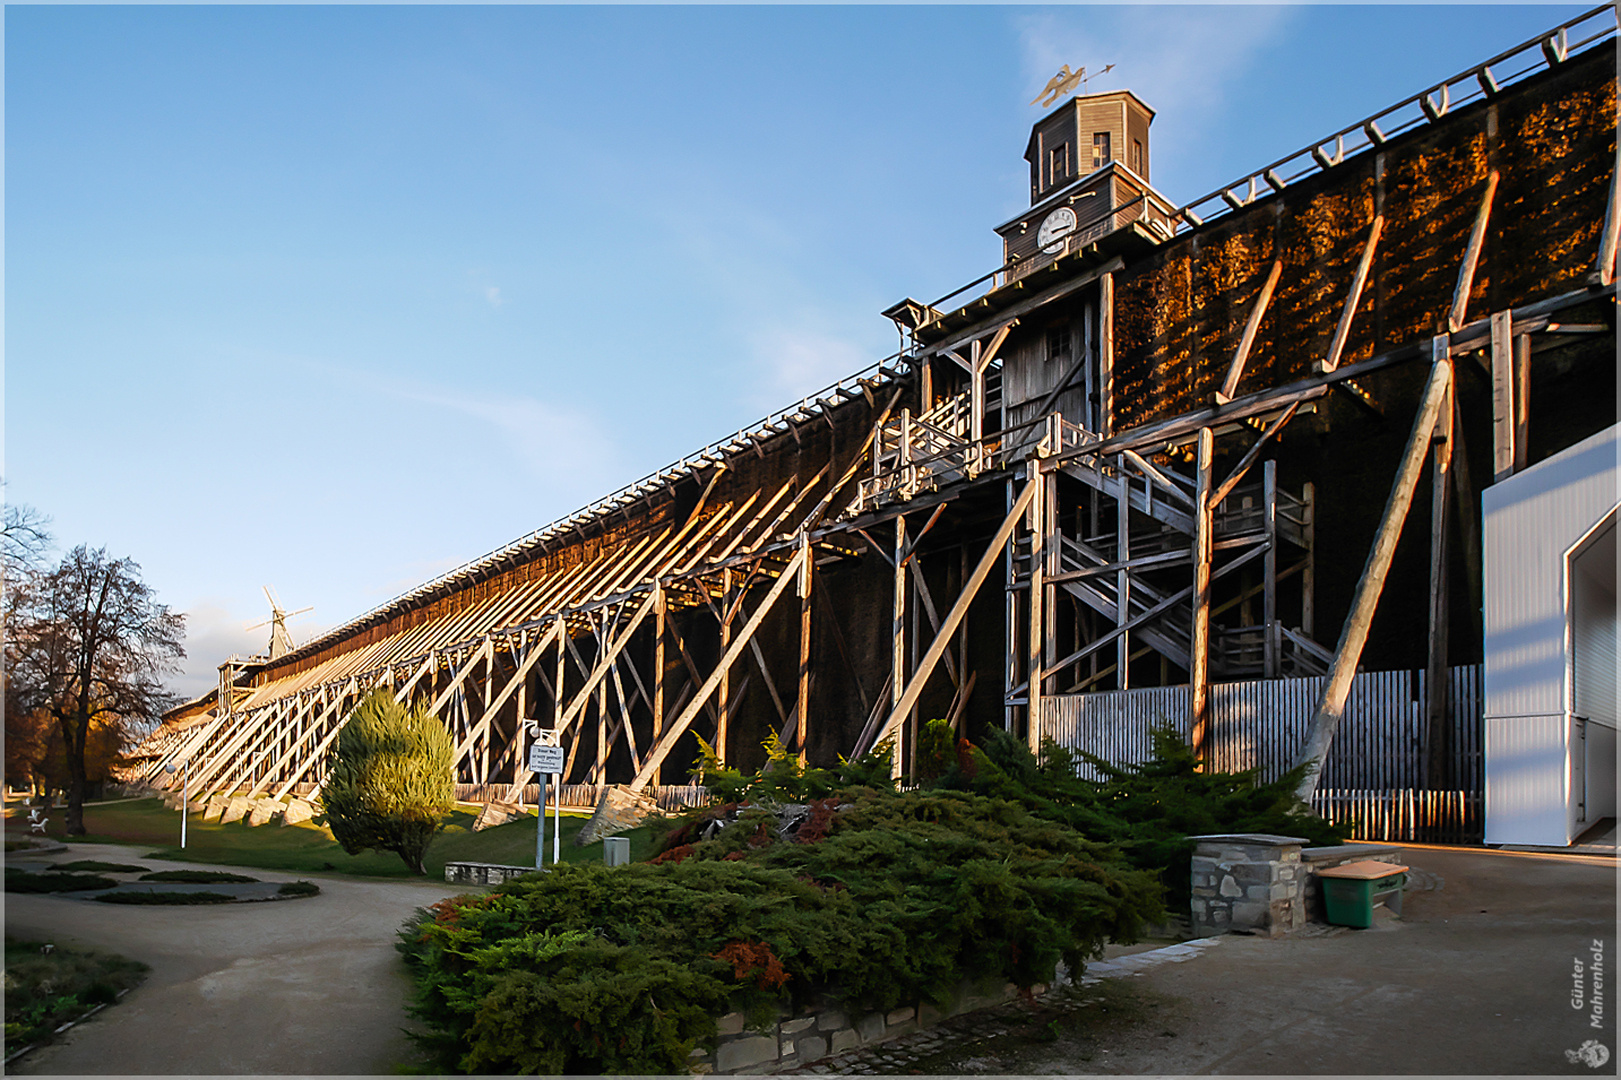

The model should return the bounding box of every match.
[1482,424,1619,846]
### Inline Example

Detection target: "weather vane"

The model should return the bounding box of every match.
[1030,63,1116,108]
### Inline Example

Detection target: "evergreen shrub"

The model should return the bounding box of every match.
[320,689,455,874]
[398,768,1162,1074]
[958,724,1347,906]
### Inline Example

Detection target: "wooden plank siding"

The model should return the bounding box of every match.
[1041,664,1484,840]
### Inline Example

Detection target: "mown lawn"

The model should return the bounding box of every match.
[3,798,662,879]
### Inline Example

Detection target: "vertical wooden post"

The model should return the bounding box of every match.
[908,552,921,777]
[1004,481,1019,732]
[595,615,609,784]
[717,568,733,767]
[1027,466,1047,753]
[1426,384,1455,789]
[1292,345,1453,802]
[1490,310,1516,482]
[957,543,971,736]
[1263,459,1279,679]
[891,514,907,778]
[796,533,812,764]
[1116,457,1132,689]
[1042,470,1058,695]
[1302,481,1316,639]
[1513,332,1530,473]
[481,656,493,785]
[1190,428,1215,761]
[920,357,933,416]
[1099,272,1115,437]
[652,590,666,784]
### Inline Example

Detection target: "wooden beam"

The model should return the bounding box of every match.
[1320,215,1383,373]
[1208,402,1300,509]
[1189,428,1215,762]
[450,619,563,761]
[890,514,907,776]
[628,544,809,790]
[1117,467,1131,690]
[1593,143,1620,288]
[1263,459,1279,679]
[1099,271,1115,437]
[871,473,1039,757]
[1448,171,1499,332]
[908,559,961,687]
[1216,259,1283,403]
[248,681,355,799]
[915,257,1121,364]
[1490,310,1517,482]
[1425,383,1454,788]
[1027,473,1047,751]
[796,533,812,762]
[1292,346,1454,802]
[1513,331,1530,474]
[425,638,494,719]
[548,587,661,742]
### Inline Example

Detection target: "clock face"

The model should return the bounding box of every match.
[1037,207,1078,254]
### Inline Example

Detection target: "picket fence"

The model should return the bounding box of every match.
[1039,665,1484,843]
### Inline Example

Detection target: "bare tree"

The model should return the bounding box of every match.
[2,483,53,579]
[7,546,185,833]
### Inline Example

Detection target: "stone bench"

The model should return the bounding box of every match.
[443,861,546,887]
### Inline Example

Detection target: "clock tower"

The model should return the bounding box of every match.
[995,89,1157,280]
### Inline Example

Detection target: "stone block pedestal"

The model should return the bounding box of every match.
[1189,832,1309,938]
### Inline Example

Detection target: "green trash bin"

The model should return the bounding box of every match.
[1318,860,1409,929]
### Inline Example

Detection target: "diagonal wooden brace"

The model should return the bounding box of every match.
[627,545,809,791]
[868,473,1039,757]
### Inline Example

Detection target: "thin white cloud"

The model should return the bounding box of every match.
[394,382,627,499]
[744,323,874,413]
[485,286,504,308]
[1015,6,1300,199]
[169,602,268,701]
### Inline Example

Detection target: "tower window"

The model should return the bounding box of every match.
[1047,327,1070,364]
[1132,139,1144,176]
[1048,143,1069,187]
[1092,132,1112,170]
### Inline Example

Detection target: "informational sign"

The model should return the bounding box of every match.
[527,743,565,775]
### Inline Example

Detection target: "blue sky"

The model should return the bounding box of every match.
[4,4,1591,698]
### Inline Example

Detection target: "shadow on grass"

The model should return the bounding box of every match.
[6,798,662,879]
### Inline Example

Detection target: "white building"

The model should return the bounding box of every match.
[1483,424,1617,847]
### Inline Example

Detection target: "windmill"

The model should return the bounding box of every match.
[246,586,313,660]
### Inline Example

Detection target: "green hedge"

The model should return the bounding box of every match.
[398,785,1162,1074]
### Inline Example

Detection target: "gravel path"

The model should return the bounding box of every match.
[6,842,466,1074]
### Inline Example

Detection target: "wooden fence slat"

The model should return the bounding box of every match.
[1043,664,1484,841]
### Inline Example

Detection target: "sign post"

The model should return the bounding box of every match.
[526,728,565,869]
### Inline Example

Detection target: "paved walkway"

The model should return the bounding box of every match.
[6,842,465,1075]
[792,845,1616,1076]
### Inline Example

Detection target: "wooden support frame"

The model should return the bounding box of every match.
[1424,381,1455,788]
[1292,345,1454,802]
[795,532,812,761]
[1216,259,1283,404]
[1319,215,1383,374]
[1189,428,1215,760]
[1448,171,1500,332]
[872,472,1039,760]
[628,544,808,791]
[1593,142,1620,288]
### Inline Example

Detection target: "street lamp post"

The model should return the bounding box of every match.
[163,759,189,849]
